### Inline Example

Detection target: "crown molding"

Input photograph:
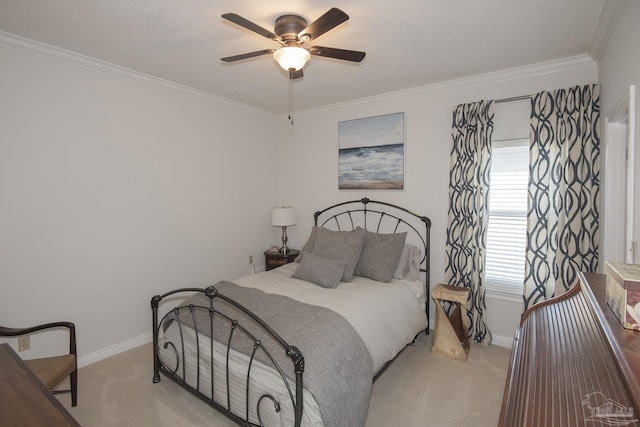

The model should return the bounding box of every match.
[0,30,276,119]
[589,0,626,62]
[290,54,597,118]
[0,30,598,122]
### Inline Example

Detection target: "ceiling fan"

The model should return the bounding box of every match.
[221,7,366,79]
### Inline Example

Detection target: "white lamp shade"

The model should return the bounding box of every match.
[272,207,296,226]
[273,47,310,71]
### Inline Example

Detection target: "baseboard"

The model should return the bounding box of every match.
[78,332,152,368]
[491,334,514,349]
[78,328,511,368]
[427,326,512,349]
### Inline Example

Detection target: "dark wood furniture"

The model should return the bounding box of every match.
[0,322,77,407]
[499,272,640,426]
[0,343,80,427]
[264,248,299,271]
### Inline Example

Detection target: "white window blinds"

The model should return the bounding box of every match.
[485,139,529,288]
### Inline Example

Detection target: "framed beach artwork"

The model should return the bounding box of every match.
[338,112,405,189]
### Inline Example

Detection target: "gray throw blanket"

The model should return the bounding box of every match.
[167,281,373,427]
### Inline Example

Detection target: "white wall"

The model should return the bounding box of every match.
[0,14,618,361]
[277,57,598,346]
[0,36,279,364]
[598,0,640,267]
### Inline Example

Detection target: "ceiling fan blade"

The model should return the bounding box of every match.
[298,8,349,41]
[222,13,280,42]
[309,46,366,62]
[289,69,304,80]
[221,49,275,62]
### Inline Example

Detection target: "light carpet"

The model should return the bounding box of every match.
[57,333,511,426]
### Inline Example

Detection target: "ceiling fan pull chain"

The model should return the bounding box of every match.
[289,74,294,125]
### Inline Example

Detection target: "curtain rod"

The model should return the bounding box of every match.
[495,95,531,104]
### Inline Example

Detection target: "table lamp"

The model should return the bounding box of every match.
[272,207,296,254]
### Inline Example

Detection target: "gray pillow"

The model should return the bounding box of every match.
[355,231,407,282]
[311,227,366,282]
[295,226,320,263]
[393,244,423,281]
[292,252,347,288]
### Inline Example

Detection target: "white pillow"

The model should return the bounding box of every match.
[393,244,423,281]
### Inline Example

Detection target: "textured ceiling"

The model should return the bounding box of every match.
[0,0,607,115]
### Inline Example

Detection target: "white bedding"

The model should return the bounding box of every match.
[158,262,427,426]
[234,263,427,372]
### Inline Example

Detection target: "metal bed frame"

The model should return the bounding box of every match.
[151,198,431,427]
[151,286,304,427]
[314,198,431,328]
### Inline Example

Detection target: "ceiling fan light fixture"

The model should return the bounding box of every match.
[273,46,310,71]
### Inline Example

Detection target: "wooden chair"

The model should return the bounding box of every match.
[0,322,77,406]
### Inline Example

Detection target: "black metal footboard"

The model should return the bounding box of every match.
[151,286,304,427]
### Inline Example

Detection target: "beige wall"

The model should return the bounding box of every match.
[276,57,598,346]
[0,37,280,363]
[3,4,629,360]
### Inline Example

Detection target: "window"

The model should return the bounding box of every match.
[485,138,529,290]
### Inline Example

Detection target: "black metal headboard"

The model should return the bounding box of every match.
[314,198,431,325]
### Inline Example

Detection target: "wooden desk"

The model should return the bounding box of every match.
[499,272,640,426]
[0,343,80,426]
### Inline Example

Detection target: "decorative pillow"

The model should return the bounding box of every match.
[292,252,347,289]
[311,227,366,282]
[393,244,423,281]
[355,231,407,282]
[295,226,320,263]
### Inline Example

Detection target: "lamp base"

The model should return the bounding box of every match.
[279,226,289,255]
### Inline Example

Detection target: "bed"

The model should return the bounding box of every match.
[151,198,431,427]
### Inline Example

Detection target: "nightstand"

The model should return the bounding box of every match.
[264,249,299,271]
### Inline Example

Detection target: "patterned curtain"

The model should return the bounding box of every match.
[445,100,494,344]
[523,84,600,310]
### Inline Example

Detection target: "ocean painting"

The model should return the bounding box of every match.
[338,112,405,189]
